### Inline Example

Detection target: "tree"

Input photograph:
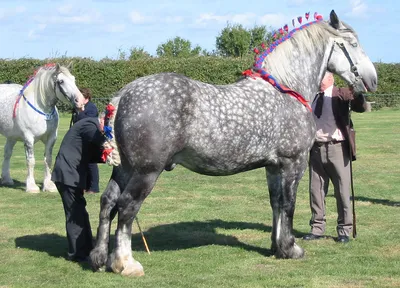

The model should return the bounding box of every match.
[249,25,276,53]
[216,23,251,58]
[156,37,202,58]
[116,46,152,60]
[128,47,152,60]
[215,23,278,58]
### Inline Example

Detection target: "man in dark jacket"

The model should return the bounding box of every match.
[70,88,100,194]
[52,117,106,262]
[303,72,367,243]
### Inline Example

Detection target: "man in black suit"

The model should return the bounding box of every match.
[52,116,106,262]
[70,88,100,194]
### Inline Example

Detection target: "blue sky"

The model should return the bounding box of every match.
[0,0,397,63]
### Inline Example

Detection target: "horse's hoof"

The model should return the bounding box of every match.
[26,184,40,193]
[1,178,14,186]
[89,246,108,271]
[43,180,58,192]
[108,251,145,277]
[26,189,40,194]
[120,260,145,277]
[274,242,304,259]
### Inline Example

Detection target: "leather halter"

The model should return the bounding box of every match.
[13,69,69,120]
[327,37,364,89]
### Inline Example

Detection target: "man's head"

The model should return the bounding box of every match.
[320,72,334,91]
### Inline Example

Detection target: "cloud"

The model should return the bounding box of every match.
[347,0,368,17]
[57,4,73,15]
[286,0,321,6]
[104,24,125,33]
[259,13,287,28]
[15,6,26,14]
[195,13,257,26]
[0,5,26,20]
[33,9,102,25]
[195,12,287,29]
[164,16,184,24]
[28,24,47,40]
[130,10,151,24]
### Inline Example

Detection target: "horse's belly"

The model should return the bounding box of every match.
[174,146,276,176]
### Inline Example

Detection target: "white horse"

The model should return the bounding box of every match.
[0,63,85,193]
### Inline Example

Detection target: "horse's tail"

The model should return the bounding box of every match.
[103,96,122,166]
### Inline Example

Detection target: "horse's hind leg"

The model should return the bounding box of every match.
[24,138,40,193]
[1,138,17,185]
[42,133,57,192]
[267,154,307,259]
[108,171,160,277]
[90,176,121,271]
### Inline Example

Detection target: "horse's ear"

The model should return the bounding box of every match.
[55,63,61,72]
[329,10,340,29]
[66,61,73,71]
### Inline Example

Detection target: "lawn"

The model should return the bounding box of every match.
[0,109,399,288]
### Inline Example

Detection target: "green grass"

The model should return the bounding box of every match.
[0,110,399,288]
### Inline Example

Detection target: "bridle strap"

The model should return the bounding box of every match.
[336,42,360,78]
[53,72,72,104]
[328,40,363,85]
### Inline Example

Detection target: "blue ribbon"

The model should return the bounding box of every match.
[104,125,113,139]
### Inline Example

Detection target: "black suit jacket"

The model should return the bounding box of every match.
[52,118,106,188]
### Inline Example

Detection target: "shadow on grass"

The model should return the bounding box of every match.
[15,233,91,270]
[0,179,26,191]
[328,194,400,207]
[15,220,306,261]
[130,219,306,256]
[354,196,400,207]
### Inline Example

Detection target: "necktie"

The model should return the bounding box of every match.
[314,92,324,118]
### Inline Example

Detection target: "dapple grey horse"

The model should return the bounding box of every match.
[0,64,85,193]
[90,10,377,276]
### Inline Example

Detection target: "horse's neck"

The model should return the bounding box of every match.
[263,39,331,103]
[24,73,57,113]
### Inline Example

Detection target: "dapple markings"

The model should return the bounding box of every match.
[90,11,377,276]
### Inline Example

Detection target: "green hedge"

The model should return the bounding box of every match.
[1,57,399,112]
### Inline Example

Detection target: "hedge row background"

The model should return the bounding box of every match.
[0,57,398,111]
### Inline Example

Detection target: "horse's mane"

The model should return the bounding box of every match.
[259,20,342,85]
[23,64,72,107]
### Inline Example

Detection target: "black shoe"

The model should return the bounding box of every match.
[302,233,323,240]
[336,236,350,243]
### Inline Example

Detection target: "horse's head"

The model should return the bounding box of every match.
[52,63,85,109]
[326,10,377,92]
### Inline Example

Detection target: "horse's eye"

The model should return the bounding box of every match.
[351,43,358,47]
[58,79,64,84]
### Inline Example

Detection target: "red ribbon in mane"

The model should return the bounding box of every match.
[242,69,312,112]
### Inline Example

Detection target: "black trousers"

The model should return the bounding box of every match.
[56,182,93,260]
[86,163,99,192]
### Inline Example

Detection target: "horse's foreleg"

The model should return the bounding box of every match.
[108,171,160,277]
[1,139,17,185]
[267,155,307,259]
[42,135,57,192]
[90,177,121,272]
[24,139,40,193]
